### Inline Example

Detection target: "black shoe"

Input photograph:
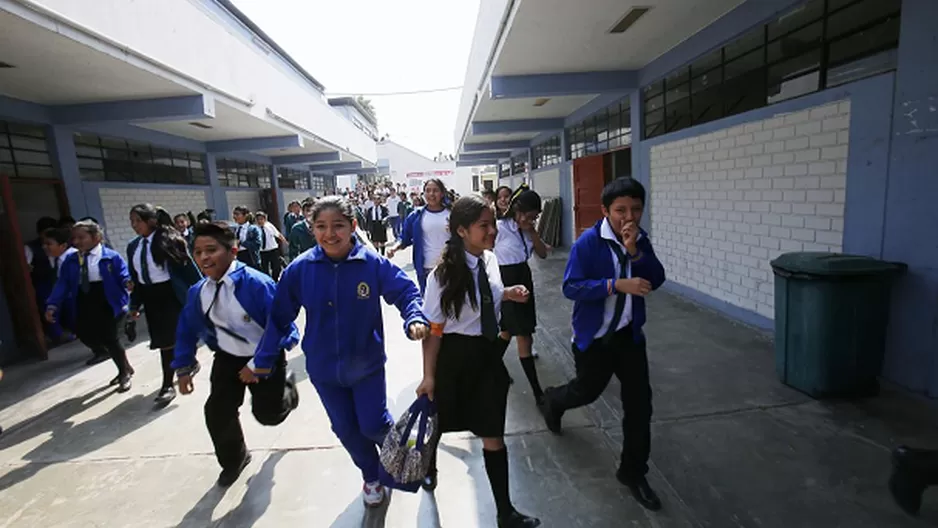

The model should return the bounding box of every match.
[890,446,927,516]
[86,353,109,366]
[616,470,662,511]
[116,375,132,393]
[537,390,563,435]
[497,510,541,528]
[217,453,252,488]
[154,386,176,406]
[421,469,438,492]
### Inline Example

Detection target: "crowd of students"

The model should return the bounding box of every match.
[22,175,667,527]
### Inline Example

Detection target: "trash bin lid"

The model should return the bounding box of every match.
[770,252,907,276]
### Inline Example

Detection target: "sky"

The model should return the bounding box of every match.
[231,0,480,160]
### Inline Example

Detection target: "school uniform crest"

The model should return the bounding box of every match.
[357,281,370,300]
[243,315,252,323]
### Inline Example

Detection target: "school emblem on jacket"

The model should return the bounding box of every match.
[243,315,251,323]
[357,281,370,300]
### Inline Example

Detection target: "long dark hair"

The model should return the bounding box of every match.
[423,178,452,210]
[130,203,189,266]
[494,185,512,218]
[434,195,489,320]
[507,185,542,218]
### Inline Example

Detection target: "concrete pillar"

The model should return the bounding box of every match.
[881,0,938,395]
[204,153,229,220]
[46,126,87,219]
[270,164,285,230]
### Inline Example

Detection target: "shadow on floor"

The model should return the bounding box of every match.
[216,451,286,528]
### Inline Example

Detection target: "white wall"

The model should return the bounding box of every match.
[225,189,262,214]
[282,190,312,207]
[650,100,850,319]
[28,0,377,163]
[530,167,561,198]
[376,141,474,197]
[99,186,209,251]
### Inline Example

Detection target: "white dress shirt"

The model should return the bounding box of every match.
[199,262,265,361]
[260,223,281,252]
[83,243,105,282]
[24,244,34,266]
[593,218,637,338]
[132,232,172,284]
[494,218,533,266]
[386,196,401,218]
[235,223,250,244]
[423,250,504,336]
[55,247,78,277]
[421,208,450,270]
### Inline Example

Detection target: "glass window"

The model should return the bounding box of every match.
[691,49,722,75]
[827,0,900,40]
[1,121,54,179]
[533,135,562,169]
[767,0,824,40]
[828,16,900,66]
[75,132,205,184]
[767,22,822,64]
[565,98,632,159]
[725,27,764,60]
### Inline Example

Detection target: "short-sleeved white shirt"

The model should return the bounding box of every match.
[420,208,450,270]
[423,250,504,336]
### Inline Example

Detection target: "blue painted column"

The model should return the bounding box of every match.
[204,153,229,220]
[880,0,938,396]
[270,164,285,230]
[46,126,88,218]
[558,128,574,248]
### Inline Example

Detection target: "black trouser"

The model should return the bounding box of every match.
[205,350,297,470]
[76,283,129,377]
[260,250,282,280]
[548,325,652,480]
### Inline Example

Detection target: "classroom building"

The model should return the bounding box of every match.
[0,0,378,363]
[455,0,938,396]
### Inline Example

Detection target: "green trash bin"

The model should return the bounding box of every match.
[770,252,906,398]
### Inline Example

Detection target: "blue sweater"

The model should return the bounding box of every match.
[288,220,317,260]
[127,235,202,309]
[257,238,427,386]
[46,246,131,319]
[563,220,666,351]
[397,207,430,272]
[235,223,263,267]
[172,262,299,371]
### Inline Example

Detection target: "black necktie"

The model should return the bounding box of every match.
[237,226,243,240]
[602,241,631,344]
[203,281,249,344]
[140,238,152,284]
[80,253,91,293]
[261,228,267,250]
[518,229,529,259]
[476,259,498,341]
[53,257,59,276]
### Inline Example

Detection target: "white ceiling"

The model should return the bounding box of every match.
[135,103,283,141]
[0,10,193,104]
[466,131,542,144]
[494,0,746,75]
[474,94,596,121]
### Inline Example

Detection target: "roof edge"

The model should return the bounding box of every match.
[328,97,379,128]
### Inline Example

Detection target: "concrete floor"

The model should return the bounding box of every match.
[0,248,936,527]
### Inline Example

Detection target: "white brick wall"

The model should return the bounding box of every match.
[99,187,209,252]
[283,190,313,207]
[649,100,851,320]
[531,167,561,198]
[225,189,262,214]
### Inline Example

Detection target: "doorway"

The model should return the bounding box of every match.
[572,147,633,239]
[0,176,70,363]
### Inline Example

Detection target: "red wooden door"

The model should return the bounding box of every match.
[0,175,48,360]
[573,155,607,239]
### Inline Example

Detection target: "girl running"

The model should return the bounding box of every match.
[45,220,133,392]
[417,195,540,528]
[256,195,428,508]
[232,205,262,270]
[388,178,452,294]
[128,203,202,406]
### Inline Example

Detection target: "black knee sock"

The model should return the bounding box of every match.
[483,447,514,518]
[519,356,544,402]
[160,348,174,389]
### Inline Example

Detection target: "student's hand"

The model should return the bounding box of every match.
[178,375,194,395]
[504,285,530,303]
[387,248,397,259]
[239,366,258,384]
[129,311,140,320]
[408,323,429,340]
[416,376,435,401]
[44,308,56,324]
[615,278,652,296]
[621,222,639,255]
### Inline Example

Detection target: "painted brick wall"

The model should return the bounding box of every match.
[650,100,851,319]
[99,187,209,252]
[224,189,262,215]
[283,190,312,207]
[531,167,561,198]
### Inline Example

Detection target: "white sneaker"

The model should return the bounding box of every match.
[362,481,387,507]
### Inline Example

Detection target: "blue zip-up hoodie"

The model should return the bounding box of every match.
[127,235,202,309]
[397,207,431,272]
[46,245,131,319]
[171,262,299,371]
[563,220,666,351]
[257,237,427,386]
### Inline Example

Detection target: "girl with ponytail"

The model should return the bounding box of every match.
[128,203,202,406]
[494,184,549,406]
[417,195,541,528]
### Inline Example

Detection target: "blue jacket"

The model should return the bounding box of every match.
[563,220,666,351]
[398,207,433,272]
[235,223,263,267]
[127,235,202,309]
[172,262,299,371]
[258,238,427,386]
[288,220,317,260]
[46,246,132,319]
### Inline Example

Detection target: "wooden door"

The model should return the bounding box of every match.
[0,175,48,361]
[573,155,607,239]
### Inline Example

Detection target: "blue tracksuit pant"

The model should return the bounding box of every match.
[313,368,393,482]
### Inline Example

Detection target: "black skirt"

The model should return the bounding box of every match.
[434,334,511,437]
[499,262,537,336]
[368,220,388,244]
[75,283,121,343]
[137,281,182,350]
